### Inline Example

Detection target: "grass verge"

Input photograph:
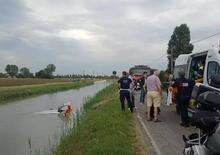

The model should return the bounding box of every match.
[55,84,146,155]
[0,80,94,104]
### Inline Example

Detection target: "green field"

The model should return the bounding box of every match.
[0,80,94,104]
[0,78,75,87]
[55,84,146,155]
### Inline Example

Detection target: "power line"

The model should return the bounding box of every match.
[191,32,220,44]
[147,53,167,66]
[147,31,220,66]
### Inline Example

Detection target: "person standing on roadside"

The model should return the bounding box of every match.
[172,71,195,127]
[146,70,163,122]
[118,71,133,112]
[165,71,175,106]
[139,72,147,104]
[129,72,136,110]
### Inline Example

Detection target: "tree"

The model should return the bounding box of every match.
[44,64,56,78]
[0,73,7,78]
[35,70,47,78]
[167,24,194,73]
[45,64,56,73]
[20,67,31,78]
[5,64,19,77]
[35,64,56,79]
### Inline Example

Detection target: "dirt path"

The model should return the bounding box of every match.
[135,92,197,155]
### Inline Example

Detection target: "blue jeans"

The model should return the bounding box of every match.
[131,91,135,107]
[119,90,133,112]
[140,88,145,103]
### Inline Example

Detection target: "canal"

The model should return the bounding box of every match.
[0,81,109,155]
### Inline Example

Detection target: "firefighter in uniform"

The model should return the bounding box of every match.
[172,71,195,127]
[195,62,205,83]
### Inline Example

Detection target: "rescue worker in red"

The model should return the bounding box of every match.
[172,71,195,127]
[64,105,72,117]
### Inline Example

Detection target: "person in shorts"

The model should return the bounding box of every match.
[145,70,162,122]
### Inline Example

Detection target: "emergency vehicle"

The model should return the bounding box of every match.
[129,65,151,90]
[174,48,220,115]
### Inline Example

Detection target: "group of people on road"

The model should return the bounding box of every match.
[118,69,163,122]
[118,69,196,127]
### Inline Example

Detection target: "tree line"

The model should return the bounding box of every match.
[1,64,56,79]
[55,74,116,79]
[0,64,116,79]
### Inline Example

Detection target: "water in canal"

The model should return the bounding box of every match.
[0,81,109,155]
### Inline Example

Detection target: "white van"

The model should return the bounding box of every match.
[174,48,220,115]
[174,48,220,87]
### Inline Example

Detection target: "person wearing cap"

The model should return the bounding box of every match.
[172,71,195,127]
[118,71,134,112]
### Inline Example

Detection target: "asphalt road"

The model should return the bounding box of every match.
[135,92,197,155]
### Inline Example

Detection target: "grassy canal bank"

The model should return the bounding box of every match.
[55,84,146,155]
[0,80,94,104]
[0,78,76,87]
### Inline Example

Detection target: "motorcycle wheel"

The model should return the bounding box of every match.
[183,147,194,155]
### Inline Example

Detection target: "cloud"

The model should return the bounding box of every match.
[0,0,30,25]
[58,29,98,41]
[0,0,220,75]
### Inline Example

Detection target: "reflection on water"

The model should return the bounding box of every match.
[0,81,109,155]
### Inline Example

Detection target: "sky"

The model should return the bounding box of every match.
[0,0,220,75]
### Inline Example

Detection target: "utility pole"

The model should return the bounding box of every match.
[170,47,174,74]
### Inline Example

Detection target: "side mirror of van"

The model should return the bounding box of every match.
[210,75,220,88]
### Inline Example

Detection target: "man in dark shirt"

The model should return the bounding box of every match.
[173,71,195,127]
[140,72,147,104]
[118,71,133,112]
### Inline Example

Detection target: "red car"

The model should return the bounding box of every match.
[132,74,142,90]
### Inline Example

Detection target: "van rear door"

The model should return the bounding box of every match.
[204,49,220,86]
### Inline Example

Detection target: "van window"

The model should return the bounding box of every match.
[174,65,186,79]
[189,55,206,81]
[207,61,220,84]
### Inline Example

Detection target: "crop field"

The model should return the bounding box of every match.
[0,78,76,87]
[0,80,94,104]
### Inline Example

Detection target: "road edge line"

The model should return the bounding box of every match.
[136,113,162,155]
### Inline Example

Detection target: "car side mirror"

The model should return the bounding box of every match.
[210,75,220,88]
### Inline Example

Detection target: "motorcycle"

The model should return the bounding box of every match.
[183,90,220,155]
[133,80,141,91]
